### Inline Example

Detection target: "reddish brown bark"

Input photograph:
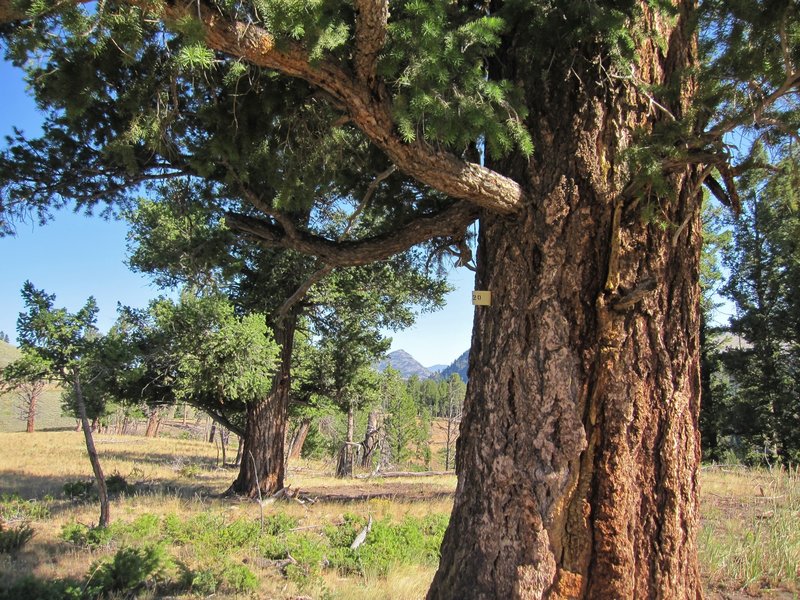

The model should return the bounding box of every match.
[286,418,311,462]
[429,5,702,599]
[227,311,298,497]
[144,407,160,438]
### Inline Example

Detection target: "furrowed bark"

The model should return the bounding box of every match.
[227,309,298,497]
[429,4,703,598]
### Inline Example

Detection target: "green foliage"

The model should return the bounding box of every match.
[0,575,84,600]
[62,480,96,501]
[0,522,34,554]
[86,544,173,596]
[61,522,114,549]
[0,493,50,521]
[382,1,531,158]
[702,152,800,465]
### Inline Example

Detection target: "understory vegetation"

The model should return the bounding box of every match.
[0,432,796,599]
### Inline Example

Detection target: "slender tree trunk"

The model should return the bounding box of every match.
[287,418,311,462]
[429,6,702,598]
[21,381,43,433]
[336,402,356,478]
[220,427,228,466]
[73,377,110,528]
[360,410,380,468]
[208,421,217,443]
[227,310,298,497]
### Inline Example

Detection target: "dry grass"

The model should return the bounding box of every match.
[699,465,800,598]
[2,432,800,598]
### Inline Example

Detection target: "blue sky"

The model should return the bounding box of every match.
[0,59,475,366]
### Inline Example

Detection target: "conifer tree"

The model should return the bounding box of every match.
[1,0,799,596]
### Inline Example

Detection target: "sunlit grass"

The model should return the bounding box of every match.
[3,431,800,598]
[699,465,800,595]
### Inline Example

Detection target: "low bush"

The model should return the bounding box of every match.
[0,493,51,521]
[0,522,34,553]
[85,544,178,597]
[0,575,83,600]
[61,522,114,549]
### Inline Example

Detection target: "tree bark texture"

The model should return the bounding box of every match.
[144,407,160,438]
[429,5,702,599]
[360,410,380,468]
[227,311,298,497]
[336,403,357,478]
[73,377,110,528]
[286,418,311,462]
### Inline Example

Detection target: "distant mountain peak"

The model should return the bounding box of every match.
[376,350,432,379]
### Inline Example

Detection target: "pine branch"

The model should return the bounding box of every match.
[0,0,526,214]
[225,202,478,267]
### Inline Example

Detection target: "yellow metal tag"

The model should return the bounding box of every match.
[472,291,492,306]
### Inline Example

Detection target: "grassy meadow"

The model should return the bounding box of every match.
[0,432,797,598]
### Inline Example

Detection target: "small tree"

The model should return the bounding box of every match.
[9,282,115,526]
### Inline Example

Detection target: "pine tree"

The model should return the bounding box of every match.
[1,0,799,596]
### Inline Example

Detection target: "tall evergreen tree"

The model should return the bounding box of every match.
[719,154,800,463]
[1,0,799,596]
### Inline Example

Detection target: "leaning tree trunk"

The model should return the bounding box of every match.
[73,377,110,528]
[429,6,702,599]
[227,310,298,497]
[286,418,311,462]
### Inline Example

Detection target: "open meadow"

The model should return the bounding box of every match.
[0,430,798,599]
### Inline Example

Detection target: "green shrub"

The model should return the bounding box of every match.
[0,494,51,521]
[263,512,299,535]
[0,575,83,600]
[60,522,114,548]
[105,472,135,497]
[86,544,171,596]
[0,522,34,553]
[62,480,96,501]
[220,563,259,593]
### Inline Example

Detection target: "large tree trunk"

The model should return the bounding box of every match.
[73,377,110,528]
[144,407,160,438]
[227,310,298,497]
[286,418,311,462]
[429,6,702,599]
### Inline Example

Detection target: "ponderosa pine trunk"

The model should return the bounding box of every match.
[429,4,702,598]
[227,310,298,497]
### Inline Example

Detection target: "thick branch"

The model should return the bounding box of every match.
[0,0,525,213]
[353,0,388,87]
[176,2,526,214]
[225,202,478,266]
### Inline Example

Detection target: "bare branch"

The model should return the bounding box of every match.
[353,0,388,87]
[277,264,334,320]
[341,165,396,238]
[225,202,479,267]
